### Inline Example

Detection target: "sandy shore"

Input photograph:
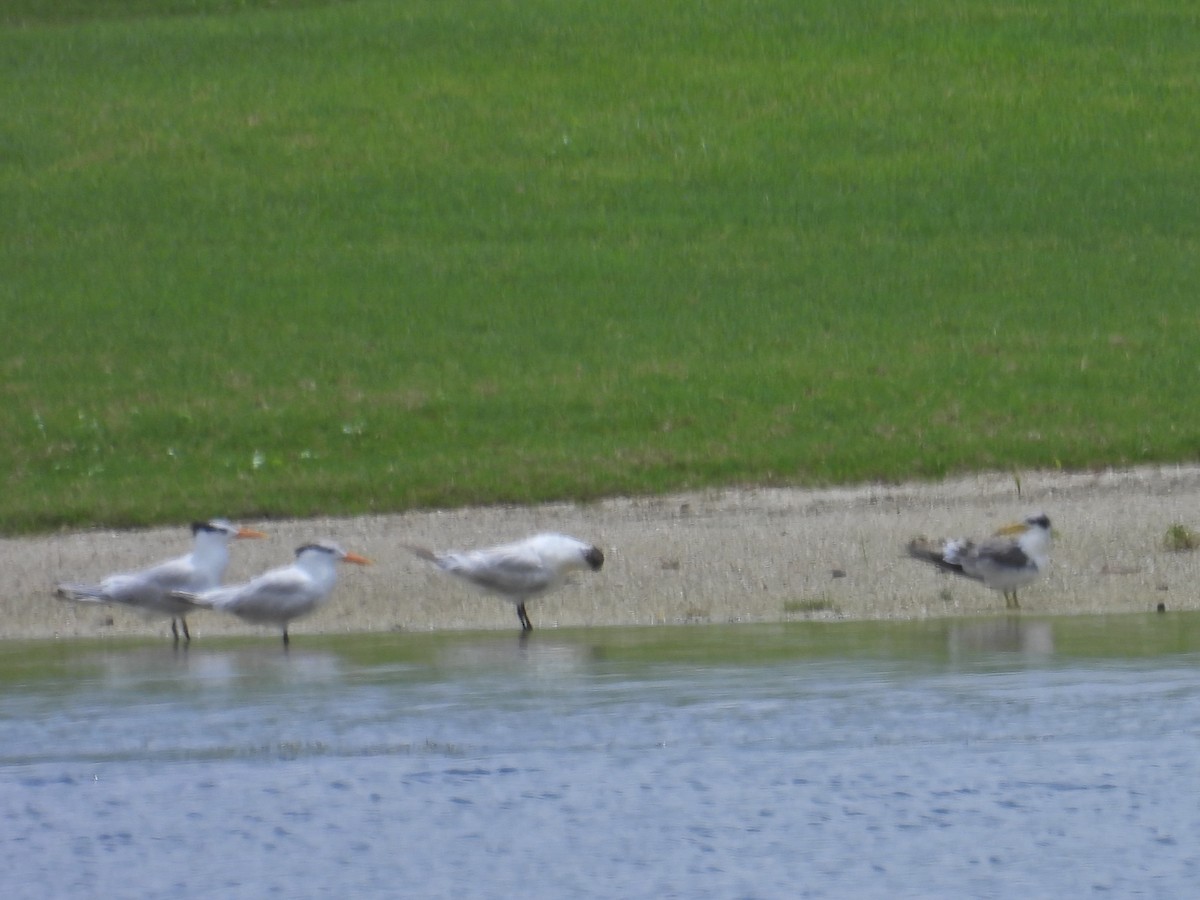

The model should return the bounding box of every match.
[4,465,1199,641]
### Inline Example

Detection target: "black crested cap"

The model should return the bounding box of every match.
[193,519,236,536]
[295,542,337,557]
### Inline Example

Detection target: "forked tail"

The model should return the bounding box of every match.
[405,544,436,561]
[55,583,108,603]
[906,538,970,577]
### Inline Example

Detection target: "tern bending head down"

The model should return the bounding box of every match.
[407,532,605,631]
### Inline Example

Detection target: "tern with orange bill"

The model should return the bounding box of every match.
[172,541,370,645]
[56,519,267,642]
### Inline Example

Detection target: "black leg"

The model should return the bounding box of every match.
[282,626,290,647]
[171,619,180,642]
[517,602,533,631]
[181,617,191,642]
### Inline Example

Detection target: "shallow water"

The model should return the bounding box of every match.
[2,614,1199,899]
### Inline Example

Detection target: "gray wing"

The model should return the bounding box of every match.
[57,553,194,604]
[972,535,1031,568]
[224,566,309,609]
[134,555,206,593]
[446,547,556,597]
[212,568,319,620]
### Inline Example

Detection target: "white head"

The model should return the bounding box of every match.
[188,521,267,582]
[1021,512,1052,551]
[997,512,1052,559]
[528,532,605,573]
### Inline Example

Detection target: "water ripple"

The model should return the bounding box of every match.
[2,620,1200,899]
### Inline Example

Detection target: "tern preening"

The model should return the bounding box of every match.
[907,512,1052,609]
[407,532,605,631]
[171,541,370,645]
[55,519,268,642]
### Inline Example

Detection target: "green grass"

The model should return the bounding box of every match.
[783,598,837,616]
[1164,524,1200,552]
[2,0,1199,533]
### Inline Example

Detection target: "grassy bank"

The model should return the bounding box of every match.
[2,0,1198,533]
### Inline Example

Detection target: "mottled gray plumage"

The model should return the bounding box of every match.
[908,513,1052,609]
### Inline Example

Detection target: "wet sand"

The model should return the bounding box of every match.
[4,465,1198,641]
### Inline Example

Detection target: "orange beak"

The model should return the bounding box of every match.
[236,527,269,540]
[343,551,372,566]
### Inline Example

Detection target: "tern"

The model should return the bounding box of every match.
[407,532,605,631]
[55,519,268,642]
[172,541,370,645]
[907,512,1052,609]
